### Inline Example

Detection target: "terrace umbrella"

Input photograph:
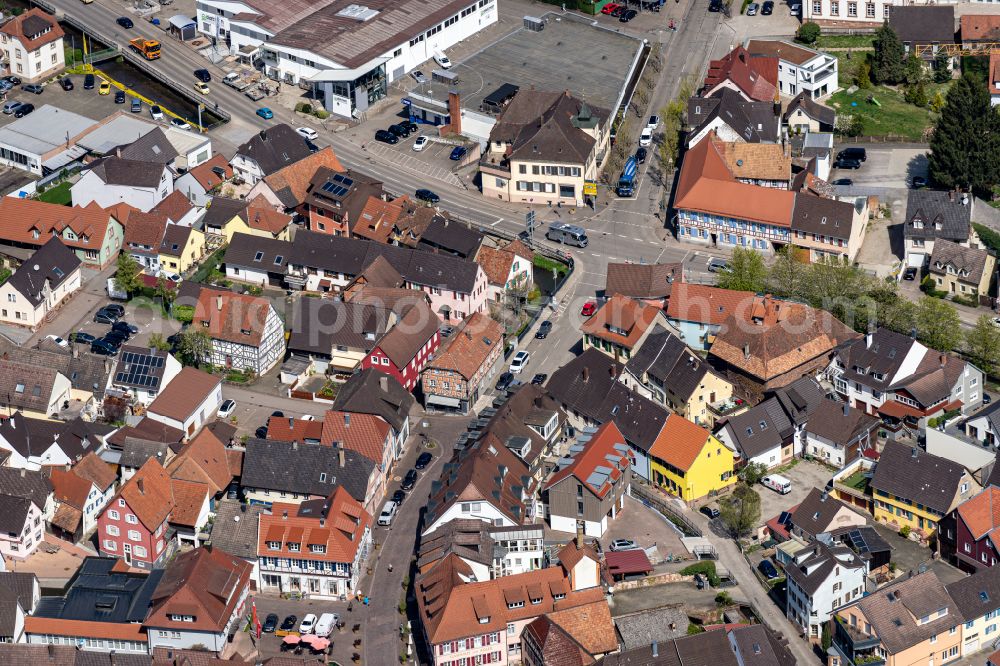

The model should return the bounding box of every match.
[282,635,301,645]
[299,633,318,645]
[310,637,331,651]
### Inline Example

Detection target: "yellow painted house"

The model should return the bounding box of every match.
[158,224,206,275]
[202,195,292,244]
[647,414,736,503]
[870,441,979,538]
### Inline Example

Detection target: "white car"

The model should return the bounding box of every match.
[298,614,317,635]
[45,335,68,348]
[646,115,660,131]
[789,2,801,14]
[433,50,452,69]
[170,117,191,130]
[639,128,653,147]
[150,105,164,121]
[509,350,530,374]
[217,399,236,419]
[610,539,639,552]
[412,136,429,152]
[296,126,318,141]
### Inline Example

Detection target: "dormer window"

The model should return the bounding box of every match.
[287,542,300,552]
[267,540,281,550]
[479,616,490,624]
[309,544,326,554]
[169,614,195,622]
[507,601,524,609]
[553,593,566,600]
[530,596,542,605]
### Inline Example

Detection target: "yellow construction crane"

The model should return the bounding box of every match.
[916,42,1000,57]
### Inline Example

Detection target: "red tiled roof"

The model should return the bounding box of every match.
[192,287,275,348]
[168,478,209,527]
[72,452,116,491]
[648,415,715,472]
[580,294,662,350]
[0,8,64,51]
[704,45,778,101]
[962,15,1000,41]
[666,283,756,326]
[426,312,504,380]
[48,467,93,509]
[544,422,630,498]
[877,400,924,419]
[320,411,390,464]
[147,366,220,423]
[352,195,408,243]
[168,428,233,494]
[262,147,344,208]
[267,416,324,443]
[186,154,233,191]
[151,190,194,224]
[257,487,371,563]
[241,195,292,235]
[124,210,168,248]
[25,617,146,642]
[115,458,174,530]
[605,549,653,576]
[0,199,115,252]
[956,486,1000,541]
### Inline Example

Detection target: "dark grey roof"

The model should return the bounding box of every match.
[829,524,892,559]
[625,326,714,404]
[287,297,390,357]
[209,500,266,560]
[946,562,1000,621]
[805,398,880,448]
[599,624,794,666]
[836,328,917,388]
[331,368,414,433]
[33,556,163,624]
[241,439,375,503]
[0,494,35,535]
[728,624,797,666]
[234,124,312,178]
[872,441,970,514]
[770,376,826,426]
[118,437,170,469]
[929,238,991,285]
[687,88,780,144]
[0,413,103,463]
[784,542,864,597]
[89,157,166,188]
[202,196,248,230]
[722,397,791,459]
[791,193,857,241]
[0,571,36,638]
[889,5,956,45]
[0,467,51,509]
[223,232,292,271]
[117,127,179,166]
[903,189,972,241]
[613,604,689,651]
[605,262,682,299]
[6,237,80,307]
[791,488,862,538]
[289,230,482,293]
[547,348,670,453]
[783,91,836,127]
[417,216,484,259]
[490,90,608,164]
[106,417,185,451]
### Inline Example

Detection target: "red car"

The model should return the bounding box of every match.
[581,301,597,317]
[601,3,621,14]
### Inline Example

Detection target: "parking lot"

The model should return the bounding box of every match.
[598,495,688,562]
[365,125,469,187]
[249,595,354,663]
[753,460,834,529]
[832,146,928,189]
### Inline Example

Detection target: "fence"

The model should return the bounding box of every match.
[630,482,702,537]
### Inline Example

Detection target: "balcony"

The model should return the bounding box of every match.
[479,156,511,179]
[833,618,885,666]
[708,397,748,419]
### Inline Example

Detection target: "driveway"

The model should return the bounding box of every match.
[838,146,928,189]
[870,522,966,585]
[594,495,687,562]
[754,460,835,529]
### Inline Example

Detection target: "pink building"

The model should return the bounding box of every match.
[360,299,440,391]
[97,459,173,570]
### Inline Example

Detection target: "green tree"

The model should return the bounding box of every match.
[871,21,905,84]
[855,60,872,89]
[719,484,761,538]
[113,252,142,295]
[861,281,917,334]
[929,73,1000,196]
[966,315,1000,376]
[154,276,175,308]
[738,461,768,486]
[805,258,872,330]
[836,113,864,137]
[178,328,212,367]
[903,53,924,85]
[821,624,832,652]
[929,90,946,113]
[916,296,962,351]
[717,246,766,293]
[173,304,195,324]
[904,81,928,108]
[933,51,951,83]
[796,21,821,45]
[766,246,808,299]
[148,333,171,352]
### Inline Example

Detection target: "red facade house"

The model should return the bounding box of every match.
[97,459,173,570]
[360,298,440,391]
[940,486,1000,574]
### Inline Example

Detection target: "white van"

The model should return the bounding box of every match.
[761,474,792,495]
[315,612,339,637]
[433,51,452,69]
[378,500,398,526]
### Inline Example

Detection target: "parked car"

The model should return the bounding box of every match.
[84,74,95,90]
[410,70,428,83]
[13,103,34,118]
[194,81,210,94]
[834,158,862,170]
[218,399,236,419]
[709,0,723,11]
[114,90,125,104]
[388,123,410,138]
[45,335,69,348]
[535,320,553,339]
[103,303,125,317]
[22,83,43,95]
[912,176,927,189]
[433,51,452,69]
[194,68,211,83]
[610,539,639,552]
[315,613,340,638]
[903,266,918,281]
[170,117,192,130]
[262,614,279,633]
[708,258,729,273]
[401,469,418,491]
[377,501,398,526]
[299,614,317,635]
[59,77,74,91]
[635,147,647,164]
[412,136,429,151]
[415,188,440,204]
[761,0,774,13]
[2,100,22,115]
[837,147,867,162]
[746,2,759,14]
[255,426,269,439]
[279,615,297,632]
[985,393,993,405]
[150,105,164,120]
[103,331,129,346]
[509,350,530,374]
[112,321,138,335]
[639,127,653,147]
[271,410,284,419]
[449,145,468,161]
[375,129,398,144]
[90,340,118,356]
[402,121,418,133]
[94,310,118,325]
[71,331,96,344]
[391,489,406,505]
[256,107,274,120]
[5,76,21,86]
[415,452,433,469]
[758,559,780,579]
[581,301,597,317]
[98,81,111,96]
[116,16,133,28]
[530,373,548,386]
[831,178,853,186]
[296,126,318,141]
[495,371,515,391]
[701,506,720,519]
[131,98,142,113]
[601,2,621,13]
[790,2,801,14]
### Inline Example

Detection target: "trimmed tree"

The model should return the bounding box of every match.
[966,315,1000,377]
[796,21,820,45]
[915,296,962,352]
[114,252,142,295]
[719,484,761,539]
[871,21,905,84]
[929,73,1000,196]
[717,246,767,293]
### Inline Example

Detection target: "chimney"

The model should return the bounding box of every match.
[609,364,617,379]
[865,330,873,349]
[582,366,590,382]
[949,190,955,203]
[282,510,288,519]
[292,441,298,450]
[744,343,751,360]
[843,402,850,417]
[447,91,462,136]
[939,353,946,368]
[575,523,584,549]
[216,295,223,311]
[136,478,144,494]
[259,129,267,141]
[379,376,389,393]
[652,642,659,658]
[338,447,345,468]
[911,447,918,459]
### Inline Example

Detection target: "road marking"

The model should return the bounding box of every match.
[490,220,501,226]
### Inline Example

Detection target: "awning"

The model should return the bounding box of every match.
[426,394,461,408]
[42,145,87,171]
[605,549,653,576]
[877,400,923,419]
[168,14,196,29]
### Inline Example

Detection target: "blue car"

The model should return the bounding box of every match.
[449,145,467,161]
[256,107,274,120]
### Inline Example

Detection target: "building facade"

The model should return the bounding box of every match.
[0,9,65,82]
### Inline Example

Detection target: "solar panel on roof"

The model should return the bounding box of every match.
[777,511,792,526]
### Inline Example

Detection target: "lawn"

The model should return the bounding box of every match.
[36,181,72,206]
[840,470,869,492]
[813,35,875,49]
[827,87,938,141]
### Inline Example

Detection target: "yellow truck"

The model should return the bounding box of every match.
[128,38,160,60]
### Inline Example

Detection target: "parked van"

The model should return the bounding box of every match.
[546,223,589,248]
[761,474,792,495]
[315,613,339,637]
[377,500,398,526]
[836,147,867,162]
[433,50,452,69]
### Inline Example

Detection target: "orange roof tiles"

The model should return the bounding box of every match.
[72,452,116,491]
[0,198,115,252]
[353,195,408,243]
[168,478,209,527]
[186,154,233,191]
[24,617,146,642]
[649,415,714,472]
[262,146,345,208]
[241,196,292,235]
[674,133,795,228]
[957,486,1000,541]
[151,190,194,224]
[48,467,93,509]
[545,600,618,656]
[192,286,275,348]
[257,487,371,563]
[962,14,1000,41]
[666,283,756,326]
[476,245,516,285]
[124,210,168,248]
[147,366,221,423]
[320,411,390,464]
[715,140,791,182]
[703,46,778,101]
[1,9,64,51]
[427,312,504,380]
[168,429,232,494]
[544,422,630,498]
[581,294,662,350]
[267,416,324,443]
[117,458,174,530]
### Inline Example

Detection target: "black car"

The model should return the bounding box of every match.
[415,452,432,469]
[5,76,21,86]
[279,615,297,632]
[194,69,212,83]
[71,331,96,344]
[403,120,418,133]
[103,331,129,346]
[761,0,773,13]
[834,158,862,170]
[709,0,723,10]
[391,489,406,504]
[985,393,993,405]
[635,147,647,164]
[83,74,95,90]
[13,104,34,118]
[535,320,553,339]
[271,410,285,418]
[90,340,118,356]
[305,139,319,153]
[701,506,720,519]
[94,310,118,325]
[401,469,418,491]
[903,266,918,281]
[495,371,514,391]
[22,84,42,95]
[114,90,126,104]
[837,147,867,162]
[831,178,853,186]
[388,123,410,138]
[262,614,279,633]
[619,8,637,20]
[59,78,74,91]
[103,303,126,317]
[415,188,440,204]
[255,426,269,439]
[375,129,398,145]
[112,321,139,335]
[912,176,927,189]
[116,16,134,29]
[758,559,780,580]
[530,373,548,386]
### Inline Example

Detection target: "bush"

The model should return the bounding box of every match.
[796,22,821,45]
[295,102,313,114]
[900,525,912,538]
[920,275,948,299]
[314,109,330,119]
[953,293,979,308]
[173,305,195,324]
[680,561,720,587]
[687,623,705,635]
[715,592,734,606]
